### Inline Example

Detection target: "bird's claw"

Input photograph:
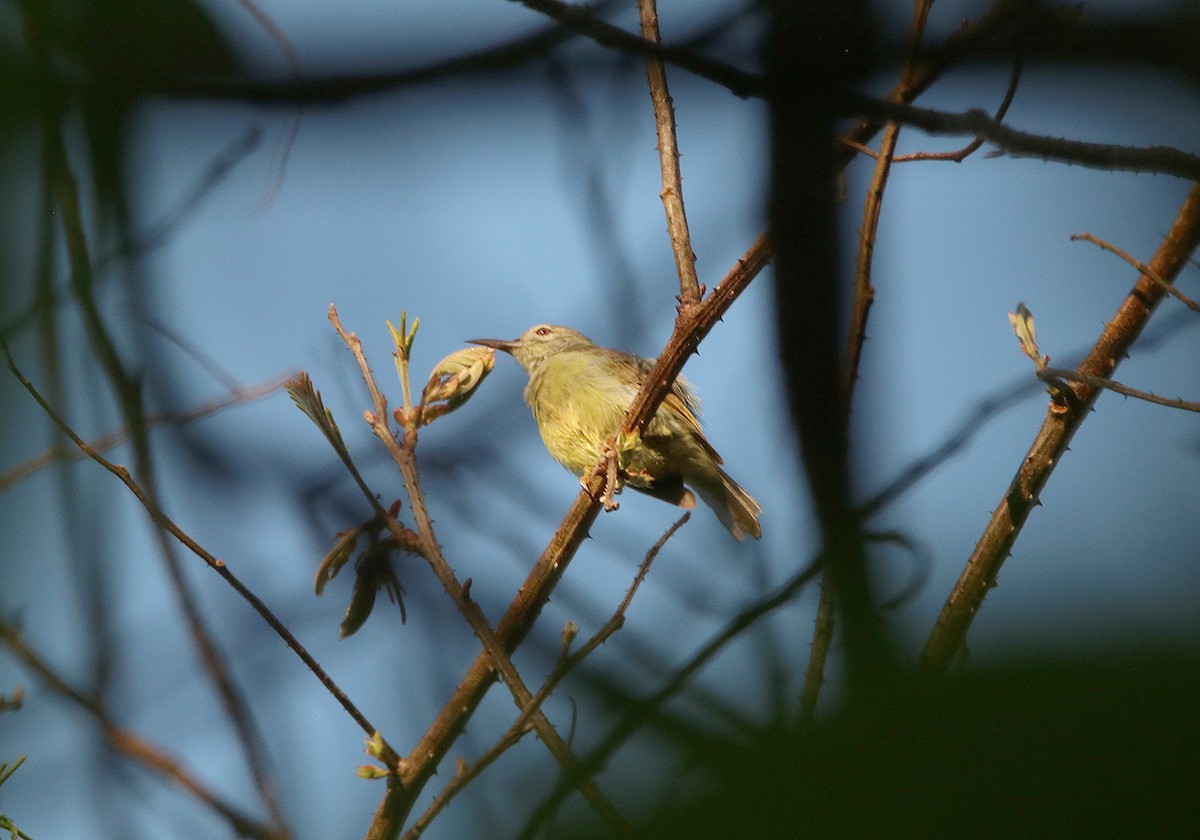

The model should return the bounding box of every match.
[598,443,622,511]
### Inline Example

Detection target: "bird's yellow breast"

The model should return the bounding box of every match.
[524,350,634,474]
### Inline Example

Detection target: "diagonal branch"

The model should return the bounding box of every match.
[328,314,627,838]
[400,513,687,840]
[367,234,769,840]
[922,181,1200,671]
[846,95,1200,181]
[1039,368,1200,413]
[3,346,393,768]
[0,621,280,840]
[1072,231,1200,313]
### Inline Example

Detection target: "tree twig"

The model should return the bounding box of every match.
[401,513,688,840]
[846,94,1200,181]
[1072,231,1200,313]
[3,345,395,768]
[843,58,1024,164]
[1039,367,1200,413]
[327,311,628,839]
[637,0,701,306]
[922,182,1200,671]
[0,621,280,840]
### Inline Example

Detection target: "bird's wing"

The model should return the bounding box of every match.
[662,389,722,463]
[632,354,723,463]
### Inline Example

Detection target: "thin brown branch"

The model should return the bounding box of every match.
[327,311,628,839]
[846,94,1200,181]
[844,123,898,410]
[798,575,836,722]
[3,345,393,766]
[1040,367,1200,413]
[402,513,687,840]
[519,550,825,839]
[0,621,279,840]
[637,0,701,305]
[369,233,769,840]
[1073,231,1200,313]
[812,0,934,726]
[922,182,1200,671]
[0,375,291,492]
[885,59,1023,164]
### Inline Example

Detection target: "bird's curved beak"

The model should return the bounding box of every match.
[467,337,517,354]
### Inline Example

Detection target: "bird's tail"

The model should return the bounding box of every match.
[694,467,762,542]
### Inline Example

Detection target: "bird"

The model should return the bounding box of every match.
[469,324,761,541]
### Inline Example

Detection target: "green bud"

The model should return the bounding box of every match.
[356,764,390,780]
[421,346,495,414]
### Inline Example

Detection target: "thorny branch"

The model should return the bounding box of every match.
[327,311,628,839]
[364,233,769,840]
[637,0,701,306]
[400,514,688,840]
[922,182,1200,671]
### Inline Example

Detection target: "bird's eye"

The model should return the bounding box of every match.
[535,327,551,336]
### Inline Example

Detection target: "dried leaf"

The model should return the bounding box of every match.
[1008,302,1049,370]
[287,372,348,452]
[314,528,359,596]
[338,543,408,637]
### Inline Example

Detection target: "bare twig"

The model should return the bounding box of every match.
[844,123,897,411]
[922,182,1200,671]
[798,575,836,723]
[519,550,824,839]
[846,60,1024,164]
[371,234,768,839]
[637,0,701,306]
[402,514,688,840]
[0,621,279,840]
[3,346,394,768]
[846,94,1200,181]
[0,375,290,492]
[1039,367,1200,413]
[327,311,628,839]
[1073,231,1200,313]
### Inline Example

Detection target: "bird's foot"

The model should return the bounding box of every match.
[597,441,623,511]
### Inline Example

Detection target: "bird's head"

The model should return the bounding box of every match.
[468,324,594,374]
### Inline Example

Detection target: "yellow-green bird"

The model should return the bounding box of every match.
[469,324,761,541]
